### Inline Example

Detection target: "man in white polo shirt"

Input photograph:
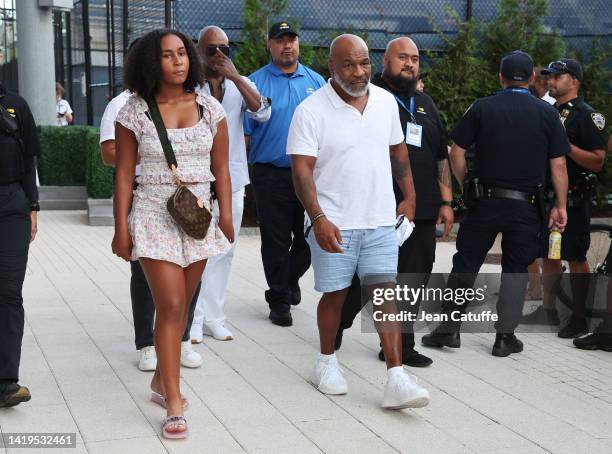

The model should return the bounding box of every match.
[288,35,430,409]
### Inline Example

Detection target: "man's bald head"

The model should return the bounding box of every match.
[329,34,368,60]
[198,26,228,47]
[328,34,371,98]
[385,37,418,55]
[382,37,420,92]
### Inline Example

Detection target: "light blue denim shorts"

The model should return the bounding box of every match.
[305,225,398,293]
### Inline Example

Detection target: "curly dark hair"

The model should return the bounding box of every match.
[123,28,202,101]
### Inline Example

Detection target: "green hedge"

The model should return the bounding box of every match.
[84,128,114,198]
[39,125,113,199]
[38,126,89,186]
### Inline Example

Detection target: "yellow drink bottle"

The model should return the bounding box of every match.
[548,230,562,260]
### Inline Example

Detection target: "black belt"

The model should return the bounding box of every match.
[482,186,536,204]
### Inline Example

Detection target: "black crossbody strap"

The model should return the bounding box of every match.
[145,97,178,172]
[0,96,26,156]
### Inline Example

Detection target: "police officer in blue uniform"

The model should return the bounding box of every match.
[538,59,608,339]
[0,82,40,407]
[421,51,571,357]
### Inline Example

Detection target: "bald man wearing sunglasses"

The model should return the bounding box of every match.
[191,26,271,343]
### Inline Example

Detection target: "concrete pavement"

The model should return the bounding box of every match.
[1,211,611,454]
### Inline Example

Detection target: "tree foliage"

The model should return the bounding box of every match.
[234,0,288,76]
[425,0,567,132]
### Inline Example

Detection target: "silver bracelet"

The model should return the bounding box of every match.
[311,212,326,224]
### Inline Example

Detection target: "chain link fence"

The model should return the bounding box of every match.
[49,0,168,125]
[175,0,611,53]
[1,0,608,124]
[0,0,17,91]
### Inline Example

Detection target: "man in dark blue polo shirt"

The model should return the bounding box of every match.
[245,21,325,326]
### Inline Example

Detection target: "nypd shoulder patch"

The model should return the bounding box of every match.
[591,112,606,131]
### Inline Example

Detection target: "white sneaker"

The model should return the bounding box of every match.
[311,357,348,395]
[203,324,234,341]
[138,346,157,371]
[190,323,204,344]
[382,372,430,410]
[180,341,203,368]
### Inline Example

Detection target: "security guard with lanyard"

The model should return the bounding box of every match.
[421,51,570,357]
[0,82,40,407]
[538,59,608,339]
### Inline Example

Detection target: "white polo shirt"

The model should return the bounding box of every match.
[287,81,404,230]
[198,77,271,192]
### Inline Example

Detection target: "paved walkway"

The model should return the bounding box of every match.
[1,211,611,454]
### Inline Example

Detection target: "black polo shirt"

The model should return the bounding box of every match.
[451,88,570,192]
[372,73,448,220]
[0,88,40,203]
[557,96,607,184]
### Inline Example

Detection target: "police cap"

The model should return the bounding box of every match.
[500,50,534,83]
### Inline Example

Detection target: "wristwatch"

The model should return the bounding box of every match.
[440,200,453,207]
[30,202,41,212]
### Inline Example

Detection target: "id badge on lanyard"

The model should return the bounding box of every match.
[395,95,422,148]
[406,122,422,147]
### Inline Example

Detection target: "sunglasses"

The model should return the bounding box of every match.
[205,45,230,57]
[548,61,568,71]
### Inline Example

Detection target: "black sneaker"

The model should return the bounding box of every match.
[334,329,343,350]
[421,327,461,348]
[573,322,612,352]
[558,315,589,339]
[521,306,560,325]
[269,308,292,327]
[0,383,31,408]
[378,348,433,367]
[492,333,524,357]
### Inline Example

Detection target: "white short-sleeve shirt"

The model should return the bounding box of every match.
[56,99,73,126]
[287,81,404,230]
[99,90,141,175]
[197,77,270,192]
[100,90,131,143]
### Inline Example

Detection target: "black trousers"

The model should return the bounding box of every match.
[339,220,437,350]
[251,164,311,311]
[130,260,200,350]
[0,184,31,382]
[443,198,541,333]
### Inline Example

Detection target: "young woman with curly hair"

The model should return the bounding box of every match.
[112,29,233,439]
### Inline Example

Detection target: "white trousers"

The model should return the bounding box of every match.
[193,187,244,329]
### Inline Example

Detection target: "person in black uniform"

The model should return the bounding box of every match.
[334,37,454,367]
[421,51,570,357]
[537,59,608,339]
[573,136,612,352]
[0,82,40,407]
